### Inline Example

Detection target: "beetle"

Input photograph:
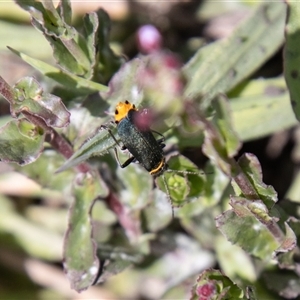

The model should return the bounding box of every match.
[102,100,202,215]
[114,101,167,175]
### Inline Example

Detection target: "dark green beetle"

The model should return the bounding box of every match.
[113,100,167,177]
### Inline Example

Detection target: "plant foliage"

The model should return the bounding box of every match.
[0,1,299,299]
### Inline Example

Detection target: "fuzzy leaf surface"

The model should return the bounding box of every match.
[11,77,70,128]
[63,171,108,292]
[215,197,292,261]
[8,47,108,94]
[15,0,91,76]
[230,77,297,141]
[0,119,45,165]
[233,153,278,210]
[183,2,286,108]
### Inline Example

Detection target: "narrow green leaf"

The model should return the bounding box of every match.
[284,0,300,121]
[0,119,45,165]
[8,47,108,93]
[43,34,88,76]
[183,2,286,108]
[57,127,118,172]
[56,0,72,25]
[82,12,98,79]
[96,9,124,82]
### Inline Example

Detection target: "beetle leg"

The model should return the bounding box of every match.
[151,129,166,148]
[113,147,136,168]
[100,124,123,148]
[151,129,165,141]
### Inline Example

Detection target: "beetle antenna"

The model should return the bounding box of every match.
[162,173,175,218]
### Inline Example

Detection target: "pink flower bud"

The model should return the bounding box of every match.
[137,25,162,54]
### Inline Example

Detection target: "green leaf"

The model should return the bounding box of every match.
[1,75,71,128]
[94,250,136,283]
[92,226,145,283]
[56,0,72,25]
[190,269,245,300]
[8,47,108,94]
[213,94,241,157]
[183,2,286,108]
[12,76,70,128]
[178,163,229,219]
[63,106,109,148]
[284,0,300,121]
[0,119,45,165]
[96,9,124,82]
[18,150,75,192]
[233,153,278,210]
[57,126,118,173]
[230,77,297,141]
[159,172,190,206]
[101,57,145,107]
[202,95,240,175]
[156,155,206,208]
[81,12,98,79]
[180,210,218,249]
[117,162,152,210]
[215,235,256,282]
[63,171,108,292]
[216,197,284,260]
[15,0,91,75]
